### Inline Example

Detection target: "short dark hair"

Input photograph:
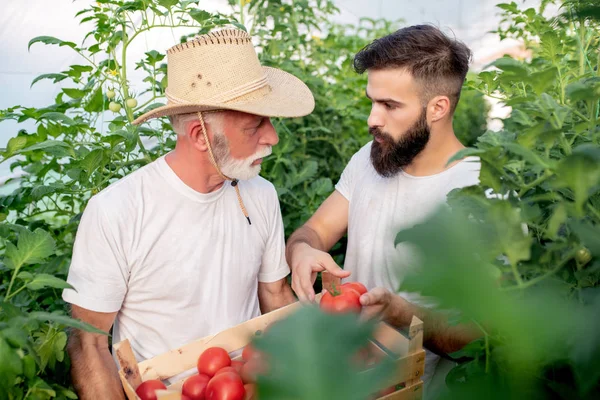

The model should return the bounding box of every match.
[354,25,472,113]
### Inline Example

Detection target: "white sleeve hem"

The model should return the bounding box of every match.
[258,265,290,283]
[62,289,123,313]
[334,186,350,201]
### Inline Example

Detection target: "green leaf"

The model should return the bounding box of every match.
[529,67,557,95]
[566,81,599,102]
[540,31,561,62]
[31,73,68,87]
[21,140,72,155]
[545,203,567,240]
[0,337,23,392]
[31,183,66,201]
[28,36,77,51]
[488,56,528,76]
[28,377,56,397]
[190,9,212,23]
[4,228,56,270]
[291,160,318,187]
[4,136,28,156]
[158,0,179,7]
[29,312,109,336]
[26,273,74,291]
[446,147,487,166]
[63,88,87,99]
[309,178,333,197]
[145,50,166,66]
[84,86,104,113]
[254,306,394,400]
[80,148,105,176]
[503,143,551,169]
[39,112,77,126]
[554,145,600,215]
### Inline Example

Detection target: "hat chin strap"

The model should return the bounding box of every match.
[197,112,251,225]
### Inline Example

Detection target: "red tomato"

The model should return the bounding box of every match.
[320,284,362,313]
[243,383,256,400]
[242,344,261,361]
[343,282,368,296]
[240,357,267,384]
[231,360,245,373]
[198,347,232,377]
[215,366,239,376]
[135,379,167,400]
[182,373,210,400]
[182,396,192,400]
[206,371,246,400]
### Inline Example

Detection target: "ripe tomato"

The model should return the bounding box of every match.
[135,379,167,400]
[242,344,260,361]
[343,282,367,295]
[240,357,267,384]
[182,373,210,400]
[243,383,256,400]
[231,360,245,373]
[206,371,246,400]
[320,284,362,313]
[215,366,239,376]
[198,347,231,377]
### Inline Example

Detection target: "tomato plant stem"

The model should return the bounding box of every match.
[473,319,490,373]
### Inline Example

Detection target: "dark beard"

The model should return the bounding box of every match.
[369,109,430,177]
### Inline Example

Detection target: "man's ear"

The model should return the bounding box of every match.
[187,119,209,152]
[427,95,451,123]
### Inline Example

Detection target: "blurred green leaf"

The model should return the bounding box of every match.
[254,306,394,400]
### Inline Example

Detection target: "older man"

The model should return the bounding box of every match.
[62,28,314,399]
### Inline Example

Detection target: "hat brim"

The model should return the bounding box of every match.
[132,66,315,125]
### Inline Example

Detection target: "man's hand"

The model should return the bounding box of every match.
[359,287,405,322]
[290,242,350,302]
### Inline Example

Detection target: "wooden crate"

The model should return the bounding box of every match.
[115,290,425,399]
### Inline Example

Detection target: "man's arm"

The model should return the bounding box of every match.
[258,278,297,313]
[67,305,125,400]
[360,288,481,356]
[285,191,352,302]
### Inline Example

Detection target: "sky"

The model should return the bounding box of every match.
[0,0,535,183]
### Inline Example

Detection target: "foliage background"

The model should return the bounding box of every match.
[12,0,600,399]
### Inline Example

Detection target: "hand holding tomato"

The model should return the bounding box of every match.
[358,287,405,321]
[319,282,365,313]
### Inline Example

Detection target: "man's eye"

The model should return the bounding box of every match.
[385,103,396,110]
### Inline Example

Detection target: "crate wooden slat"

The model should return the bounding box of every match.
[116,275,425,400]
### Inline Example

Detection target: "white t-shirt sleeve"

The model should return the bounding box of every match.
[62,196,129,313]
[258,187,290,283]
[335,142,370,202]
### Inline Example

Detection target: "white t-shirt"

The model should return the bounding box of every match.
[335,141,481,390]
[62,154,290,366]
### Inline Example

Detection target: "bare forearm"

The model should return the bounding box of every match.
[68,337,125,400]
[285,225,328,265]
[258,283,297,313]
[385,297,481,356]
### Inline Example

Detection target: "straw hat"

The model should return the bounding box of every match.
[132,28,315,125]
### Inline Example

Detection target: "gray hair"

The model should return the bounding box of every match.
[169,112,225,137]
